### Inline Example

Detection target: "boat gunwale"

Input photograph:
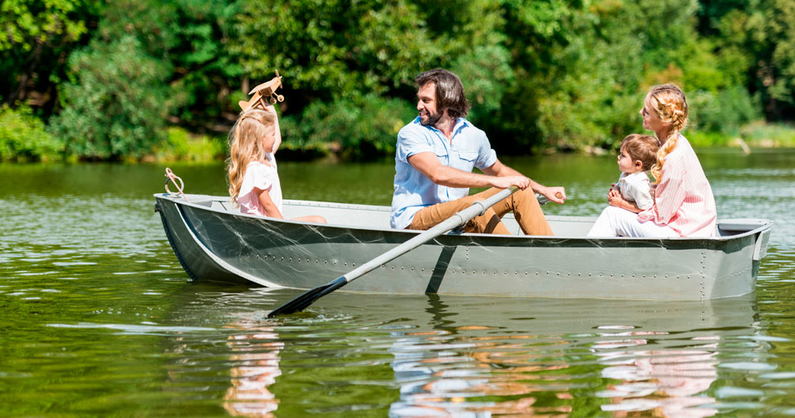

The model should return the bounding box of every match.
[154,193,773,245]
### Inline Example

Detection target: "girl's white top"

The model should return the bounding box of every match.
[236,155,282,216]
[616,171,653,210]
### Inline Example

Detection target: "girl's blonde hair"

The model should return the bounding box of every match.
[647,84,688,182]
[227,109,276,204]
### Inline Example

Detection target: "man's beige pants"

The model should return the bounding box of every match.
[407,187,553,236]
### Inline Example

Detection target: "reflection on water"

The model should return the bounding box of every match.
[594,331,718,417]
[1,154,795,416]
[224,321,282,417]
[375,294,759,417]
[149,289,764,417]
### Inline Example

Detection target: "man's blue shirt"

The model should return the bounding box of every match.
[390,116,498,229]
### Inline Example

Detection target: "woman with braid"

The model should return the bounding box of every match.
[227,105,326,223]
[588,84,716,237]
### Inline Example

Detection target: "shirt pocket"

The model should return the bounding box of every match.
[451,151,479,172]
[459,152,479,162]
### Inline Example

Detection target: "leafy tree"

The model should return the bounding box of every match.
[90,0,244,129]
[50,36,172,160]
[754,0,795,118]
[0,0,101,113]
[281,94,415,160]
[233,0,524,153]
[698,0,795,120]
[4,0,795,162]
[232,0,443,108]
[167,0,244,126]
[48,0,247,160]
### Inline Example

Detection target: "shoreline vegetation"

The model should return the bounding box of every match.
[3,1,795,163]
[3,103,795,164]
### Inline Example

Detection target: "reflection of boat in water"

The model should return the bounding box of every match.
[155,194,773,301]
[159,283,285,418]
[596,342,719,417]
[224,326,282,417]
[380,293,758,418]
[160,284,760,417]
[376,292,759,337]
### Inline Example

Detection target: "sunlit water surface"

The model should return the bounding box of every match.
[1,149,794,417]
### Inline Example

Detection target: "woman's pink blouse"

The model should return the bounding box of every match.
[637,136,717,237]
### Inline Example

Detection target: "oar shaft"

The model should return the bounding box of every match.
[340,186,517,285]
[267,186,519,317]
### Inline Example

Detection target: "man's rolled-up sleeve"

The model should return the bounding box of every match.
[475,132,497,169]
[396,128,433,163]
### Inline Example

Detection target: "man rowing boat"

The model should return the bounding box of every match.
[390,68,566,235]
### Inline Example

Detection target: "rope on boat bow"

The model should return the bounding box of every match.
[164,167,190,202]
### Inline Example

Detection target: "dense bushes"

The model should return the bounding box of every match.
[280,95,416,161]
[2,0,795,162]
[689,87,762,137]
[50,36,172,161]
[152,127,226,162]
[0,106,62,161]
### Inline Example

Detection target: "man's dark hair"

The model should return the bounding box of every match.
[415,68,471,119]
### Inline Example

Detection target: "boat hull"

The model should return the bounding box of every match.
[154,194,772,301]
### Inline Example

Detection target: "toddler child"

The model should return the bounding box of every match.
[609,134,659,213]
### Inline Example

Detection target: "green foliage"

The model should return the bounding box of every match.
[0,0,94,51]
[700,0,795,118]
[93,0,244,123]
[757,0,795,114]
[501,0,647,150]
[281,94,415,161]
[232,0,443,102]
[739,121,795,147]
[50,36,172,160]
[0,105,63,161]
[688,86,761,135]
[3,0,795,162]
[686,129,730,147]
[453,45,515,118]
[153,127,226,162]
[0,0,101,109]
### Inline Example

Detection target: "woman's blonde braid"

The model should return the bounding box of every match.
[649,84,688,183]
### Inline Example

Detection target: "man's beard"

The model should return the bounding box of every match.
[420,111,442,127]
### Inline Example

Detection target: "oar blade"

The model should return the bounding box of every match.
[267,276,348,317]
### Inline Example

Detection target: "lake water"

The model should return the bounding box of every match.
[1,149,794,417]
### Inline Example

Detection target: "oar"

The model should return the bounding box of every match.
[267,186,521,317]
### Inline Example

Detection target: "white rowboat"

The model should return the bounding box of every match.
[154,193,772,301]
